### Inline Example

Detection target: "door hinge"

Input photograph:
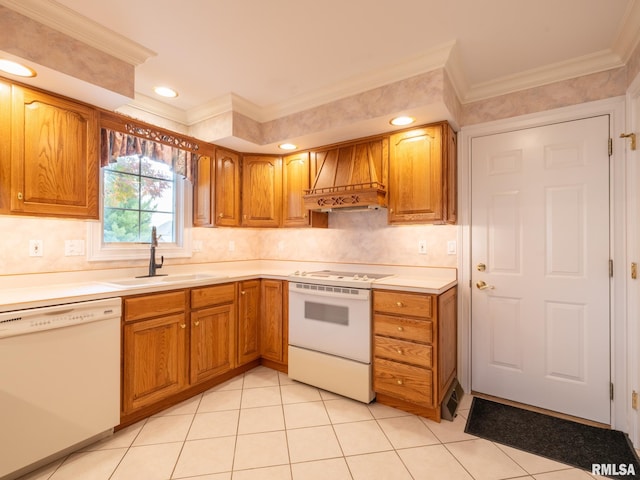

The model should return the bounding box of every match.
[611,382,614,401]
[632,390,638,410]
[608,138,613,156]
[609,259,614,277]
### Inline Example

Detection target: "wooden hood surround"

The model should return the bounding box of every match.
[303,136,388,212]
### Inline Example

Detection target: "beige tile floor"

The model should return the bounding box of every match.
[18,366,616,480]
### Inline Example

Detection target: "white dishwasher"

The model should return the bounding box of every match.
[0,297,121,480]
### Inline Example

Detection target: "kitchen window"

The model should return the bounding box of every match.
[87,128,194,261]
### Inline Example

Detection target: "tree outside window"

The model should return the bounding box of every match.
[103,155,176,244]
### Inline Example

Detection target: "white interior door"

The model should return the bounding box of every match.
[471,115,611,424]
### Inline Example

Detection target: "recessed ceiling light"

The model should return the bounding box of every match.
[153,86,178,98]
[0,59,36,78]
[390,116,415,126]
[279,143,297,150]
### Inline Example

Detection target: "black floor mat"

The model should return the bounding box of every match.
[464,397,640,479]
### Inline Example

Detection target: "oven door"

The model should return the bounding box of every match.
[288,282,371,363]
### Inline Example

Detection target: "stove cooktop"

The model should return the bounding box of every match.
[289,269,393,287]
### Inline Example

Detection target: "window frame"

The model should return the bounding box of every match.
[87,168,192,262]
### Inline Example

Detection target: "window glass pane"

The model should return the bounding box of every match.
[141,177,174,214]
[141,157,174,180]
[151,213,175,243]
[103,171,140,210]
[104,155,140,174]
[104,209,142,242]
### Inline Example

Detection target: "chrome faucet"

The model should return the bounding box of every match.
[143,226,165,277]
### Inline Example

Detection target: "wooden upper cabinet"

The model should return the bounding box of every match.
[388,122,457,225]
[282,152,328,228]
[0,80,10,214]
[10,85,99,218]
[215,147,241,226]
[193,154,214,227]
[282,152,310,227]
[242,155,282,227]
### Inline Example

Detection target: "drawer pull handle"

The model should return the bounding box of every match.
[396,302,404,307]
[180,323,186,329]
[396,379,403,385]
[397,326,404,332]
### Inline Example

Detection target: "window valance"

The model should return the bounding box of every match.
[100,127,195,181]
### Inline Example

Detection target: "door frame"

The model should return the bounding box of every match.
[458,96,628,433]
[625,73,640,446]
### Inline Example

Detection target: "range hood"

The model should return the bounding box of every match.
[303,138,388,212]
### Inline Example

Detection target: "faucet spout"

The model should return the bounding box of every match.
[146,226,165,277]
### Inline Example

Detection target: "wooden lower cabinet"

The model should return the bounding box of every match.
[190,283,236,384]
[237,279,261,365]
[373,287,457,422]
[120,279,289,427]
[260,279,288,371]
[123,315,187,414]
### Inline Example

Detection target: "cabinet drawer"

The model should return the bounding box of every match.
[124,290,186,322]
[191,283,236,309]
[373,290,432,318]
[374,335,432,368]
[374,314,433,343]
[373,358,433,407]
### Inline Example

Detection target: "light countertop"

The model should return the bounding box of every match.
[0,260,457,312]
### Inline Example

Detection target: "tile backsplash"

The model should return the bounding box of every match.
[0,210,457,276]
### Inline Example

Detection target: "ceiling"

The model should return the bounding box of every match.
[1,0,640,152]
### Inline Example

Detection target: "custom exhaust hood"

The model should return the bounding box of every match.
[303,137,388,212]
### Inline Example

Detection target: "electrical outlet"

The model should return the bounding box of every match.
[64,240,85,256]
[447,240,457,255]
[418,240,427,254]
[29,239,43,257]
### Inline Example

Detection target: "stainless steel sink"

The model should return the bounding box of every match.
[101,273,222,288]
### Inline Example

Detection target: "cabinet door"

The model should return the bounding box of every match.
[260,279,284,363]
[0,80,10,213]
[242,155,282,227]
[282,152,311,227]
[123,313,187,414]
[194,154,214,226]
[11,86,99,218]
[237,279,261,365]
[389,123,451,224]
[215,148,241,226]
[190,304,235,384]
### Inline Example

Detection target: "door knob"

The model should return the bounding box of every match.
[477,263,486,272]
[476,280,494,290]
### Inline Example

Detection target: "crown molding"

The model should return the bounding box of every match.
[0,0,156,65]
[259,41,456,122]
[612,0,640,62]
[461,49,625,103]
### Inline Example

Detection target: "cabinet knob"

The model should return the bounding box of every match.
[218,213,223,218]
[397,326,404,332]
[17,192,23,200]
[180,323,186,329]
[194,321,200,327]
[396,302,404,307]
[241,290,246,295]
[396,379,403,385]
[396,349,403,355]
[303,213,308,218]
